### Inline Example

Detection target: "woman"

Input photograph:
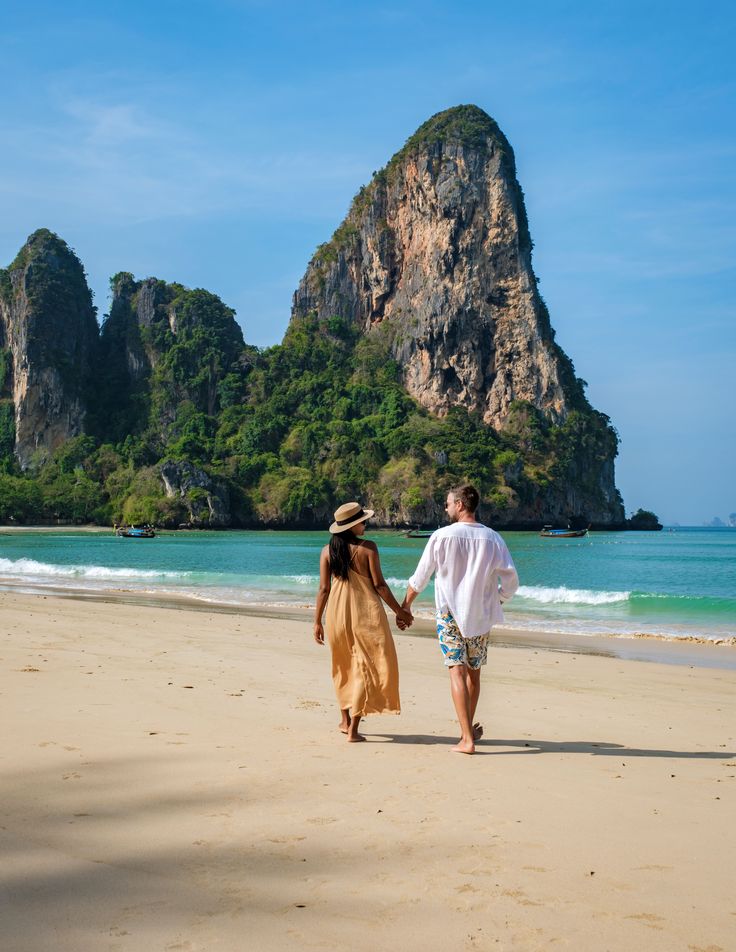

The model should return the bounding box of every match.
[314,502,412,742]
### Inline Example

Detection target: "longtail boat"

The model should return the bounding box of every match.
[115,525,156,538]
[539,525,589,538]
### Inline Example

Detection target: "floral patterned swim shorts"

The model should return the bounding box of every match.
[436,610,489,669]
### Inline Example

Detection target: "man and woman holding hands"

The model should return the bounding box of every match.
[313,485,519,754]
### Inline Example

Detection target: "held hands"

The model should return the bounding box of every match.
[395,606,413,630]
[313,621,325,645]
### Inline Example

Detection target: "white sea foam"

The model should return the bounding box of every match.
[0,557,186,581]
[516,585,630,606]
[285,574,411,588]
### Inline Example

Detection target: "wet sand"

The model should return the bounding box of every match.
[1,591,735,951]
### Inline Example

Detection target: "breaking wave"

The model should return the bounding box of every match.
[0,557,187,581]
[517,585,630,606]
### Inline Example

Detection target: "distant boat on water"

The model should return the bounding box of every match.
[540,525,589,538]
[404,528,434,539]
[115,524,156,538]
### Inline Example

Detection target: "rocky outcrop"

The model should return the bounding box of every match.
[0,230,99,469]
[293,105,624,525]
[0,107,627,529]
[294,105,585,430]
[96,273,247,444]
[160,459,231,527]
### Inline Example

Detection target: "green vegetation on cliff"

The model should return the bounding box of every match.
[0,293,623,527]
[384,103,508,169]
[94,275,250,459]
[98,309,618,528]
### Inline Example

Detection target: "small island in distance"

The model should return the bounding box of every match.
[0,106,660,530]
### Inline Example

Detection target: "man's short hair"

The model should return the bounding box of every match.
[450,484,480,513]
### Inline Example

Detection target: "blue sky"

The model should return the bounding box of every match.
[1,1,734,525]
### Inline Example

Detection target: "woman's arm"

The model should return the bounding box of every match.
[313,547,331,644]
[366,543,413,626]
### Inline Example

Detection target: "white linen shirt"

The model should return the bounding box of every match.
[408,522,519,638]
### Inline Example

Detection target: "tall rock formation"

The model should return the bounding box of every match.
[96,273,248,449]
[0,107,627,528]
[0,229,98,469]
[294,105,585,429]
[293,105,623,524]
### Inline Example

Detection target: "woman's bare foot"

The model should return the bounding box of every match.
[451,738,475,754]
[338,710,352,734]
[347,714,364,742]
[473,722,483,741]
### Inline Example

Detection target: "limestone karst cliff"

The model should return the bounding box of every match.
[295,105,584,429]
[292,104,624,525]
[95,273,249,453]
[0,107,627,528]
[0,229,98,469]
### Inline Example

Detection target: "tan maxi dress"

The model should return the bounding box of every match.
[324,563,401,717]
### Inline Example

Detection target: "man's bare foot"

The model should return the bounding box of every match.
[473,722,483,741]
[347,732,366,743]
[451,739,475,754]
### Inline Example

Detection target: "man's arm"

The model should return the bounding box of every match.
[496,538,519,602]
[403,536,438,609]
[403,585,420,611]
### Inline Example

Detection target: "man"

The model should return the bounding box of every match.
[403,485,519,754]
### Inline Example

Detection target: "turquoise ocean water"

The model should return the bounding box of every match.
[0,527,734,643]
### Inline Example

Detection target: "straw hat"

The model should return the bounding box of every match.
[329,501,374,534]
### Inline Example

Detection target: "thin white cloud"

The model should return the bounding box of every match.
[0,87,372,226]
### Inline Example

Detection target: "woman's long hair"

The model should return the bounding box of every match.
[329,529,359,580]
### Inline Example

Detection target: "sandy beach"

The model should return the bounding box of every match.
[1,591,734,951]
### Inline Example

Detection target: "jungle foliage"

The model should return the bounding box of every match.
[0,237,626,527]
[0,296,623,527]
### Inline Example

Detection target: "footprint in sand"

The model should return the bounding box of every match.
[625,913,665,930]
[501,888,543,907]
[306,817,337,825]
[297,699,322,709]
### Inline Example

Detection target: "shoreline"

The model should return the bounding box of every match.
[1,582,734,670]
[3,522,720,534]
